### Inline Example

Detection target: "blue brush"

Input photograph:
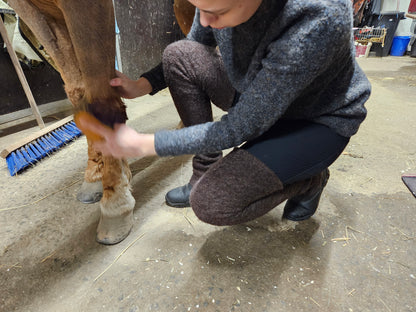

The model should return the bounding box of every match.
[1,116,82,176]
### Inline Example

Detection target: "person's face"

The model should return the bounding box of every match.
[187,0,263,29]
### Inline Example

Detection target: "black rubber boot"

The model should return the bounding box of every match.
[282,169,330,221]
[165,183,193,208]
[165,152,222,208]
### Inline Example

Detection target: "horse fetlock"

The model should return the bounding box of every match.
[77,181,103,204]
[96,190,135,245]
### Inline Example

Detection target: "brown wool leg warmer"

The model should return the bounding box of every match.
[190,148,283,225]
[190,149,328,226]
[190,152,223,186]
[162,40,235,185]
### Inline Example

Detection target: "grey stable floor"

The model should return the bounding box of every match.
[0,56,415,312]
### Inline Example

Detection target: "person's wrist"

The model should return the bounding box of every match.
[145,134,156,156]
[136,77,153,97]
[137,133,156,157]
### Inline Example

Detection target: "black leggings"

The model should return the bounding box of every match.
[242,120,349,185]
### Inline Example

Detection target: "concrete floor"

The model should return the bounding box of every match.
[0,56,415,312]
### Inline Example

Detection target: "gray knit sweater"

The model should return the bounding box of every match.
[152,0,371,157]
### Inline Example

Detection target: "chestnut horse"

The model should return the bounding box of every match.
[8,0,195,245]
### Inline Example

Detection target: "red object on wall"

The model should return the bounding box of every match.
[409,0,416,13]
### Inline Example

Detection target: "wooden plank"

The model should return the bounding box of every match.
[405,13,416,19]
[0,115,74,158]
[0,99,71,127]
[0,16,45,129]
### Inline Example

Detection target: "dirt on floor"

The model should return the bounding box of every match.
[0,56,415,312]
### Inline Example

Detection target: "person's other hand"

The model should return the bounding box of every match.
[110,70,152,99]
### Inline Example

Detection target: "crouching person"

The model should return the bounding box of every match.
[80,0,371,225]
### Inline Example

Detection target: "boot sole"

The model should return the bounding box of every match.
[165,197,190,208]
[282,213,314,221]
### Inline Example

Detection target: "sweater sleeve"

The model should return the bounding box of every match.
[140,62,166,95]
[155,5,359,156]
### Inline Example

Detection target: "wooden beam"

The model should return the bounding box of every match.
[0,16,45,129]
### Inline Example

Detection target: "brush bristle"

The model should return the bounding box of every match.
[6,121,82,176]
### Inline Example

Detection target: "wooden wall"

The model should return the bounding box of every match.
[114,0,184,79]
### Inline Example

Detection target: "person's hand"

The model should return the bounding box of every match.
[78,117,156,159]
[110,70,153,99]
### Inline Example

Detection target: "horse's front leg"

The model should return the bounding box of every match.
[96,156,135,245]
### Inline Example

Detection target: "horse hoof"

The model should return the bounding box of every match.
[77,181,103,204]
[96,211,133,245]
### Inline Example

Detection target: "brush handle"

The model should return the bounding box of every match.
[0,116,74,158]
[0,16,45,129]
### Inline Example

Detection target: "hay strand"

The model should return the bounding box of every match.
[94,232,145,282]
